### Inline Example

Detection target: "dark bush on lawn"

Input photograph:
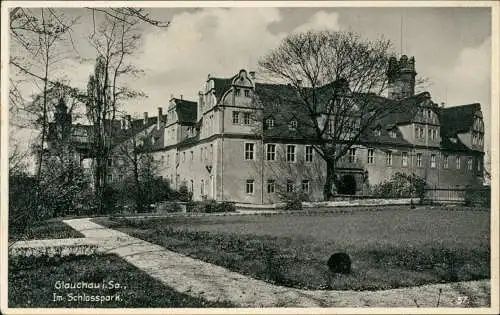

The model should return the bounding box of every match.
[464,187,490,208]
[279,192,309,210]
[186,200,236,213]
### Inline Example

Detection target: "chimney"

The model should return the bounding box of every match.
[297,79,302,87]
[143,111,148,125]
[180,94,183,100]
[249,71,255,80]
[440,102,445,108]
[157,107,163,129]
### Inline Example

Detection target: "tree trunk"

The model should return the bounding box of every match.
[133,154,143,212]
[323,159,337,201]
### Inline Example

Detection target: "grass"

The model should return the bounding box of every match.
[94,206,490,291]
[9,219,84,242]
[8,253,233,308]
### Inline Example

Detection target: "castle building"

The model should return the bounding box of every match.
[48,55,485,204]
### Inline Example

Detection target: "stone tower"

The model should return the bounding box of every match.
[54,98,72,140]
[387,55,417,100]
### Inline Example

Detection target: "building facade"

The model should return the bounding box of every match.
[48,55,485,204]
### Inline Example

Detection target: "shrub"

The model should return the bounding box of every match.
[186,200,236,213]
[371,172,426,201]
[176,185,193,202]
[464,187,490,208]
[279,191,308,210]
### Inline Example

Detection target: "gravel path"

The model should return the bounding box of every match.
[63,218,490,308]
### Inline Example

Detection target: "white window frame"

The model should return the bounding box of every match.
[402,152,408,167]
[243,112,251,125]
[385,151,393,166]
[246,179,254,194]
[348,148,356,163]
[443,155,449,169]
[266,143,276,161]
[305,145,314,162]
[367,148,375,164]
[289,120,298,130]
[267,179,275,193]
[244,89,250,97]
[266,118,275,129]
[244,142,255,160]
[286,180,295,192]
[286,145,296,162]
[456,156,461,169]
[431,154,436,168]
[416,153,422,167]
[467,158,472,171]
[232,111,239,124]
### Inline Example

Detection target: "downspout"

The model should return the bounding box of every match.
[221,101,225,202]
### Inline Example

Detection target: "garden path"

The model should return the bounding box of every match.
[63,218,490,308]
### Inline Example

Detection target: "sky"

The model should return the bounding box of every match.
[7,5,493,169]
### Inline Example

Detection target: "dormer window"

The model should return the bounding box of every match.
[374,126,381,136]
[389,129,397,138]
[266,118,275,129]
[289,120,298,130]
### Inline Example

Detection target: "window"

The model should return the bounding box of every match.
[107,174,113,182]
[266,144,276,161]
[118,174,123,181]
[427,109,432,120]
[374,127,381,136]
[246,179,254,194]
[235,88,240,96]
[443,154,449,169]
[367,148,375,164]
[243,112,251,125]
[428,128,432,139]
[244,89,250,97]
[245,143,255,160]
[201,179,204,195]
[416,153,422,167]
[478,158,482,172]
[389,129,397,138]
[419,127,424,139]
[107,158,113,167]
[305,146,314,162]
[182,152,186,162]
[472,133,477,145]
[385,151,392,165]
[402,152,408,167]
[456,156,461,169]
[267,180,275,193]
[289,120,297,130]
[467,159,472,171]
[302,180,310,193]
[190,151,193,160]
[232,111,239,124]
[286,180,295,192]
[200,147,203,161]
[431,154,436,168]
[348,148,356,163]
[266,118,275,129]
[286,145,296,162]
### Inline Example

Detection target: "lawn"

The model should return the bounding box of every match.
[8,254,233,308]
[9,219,84,242]
[94,206,490,291]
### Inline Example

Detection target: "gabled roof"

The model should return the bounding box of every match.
[172,98,197,123]
[439,103,481,138]
[212,76,236,100]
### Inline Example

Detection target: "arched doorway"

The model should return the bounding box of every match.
[337,174,357,195]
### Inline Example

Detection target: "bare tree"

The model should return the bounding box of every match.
[258,31,404,200]
[85,11,158,213]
